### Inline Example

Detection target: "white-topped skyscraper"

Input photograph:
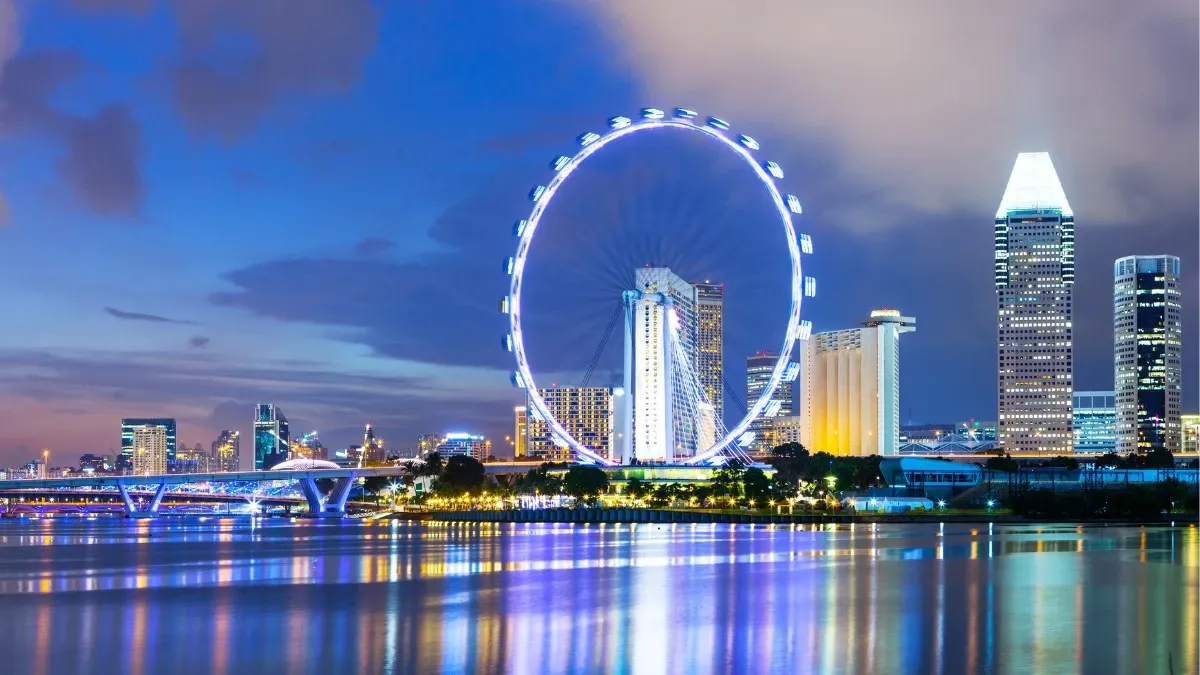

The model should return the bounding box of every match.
[995,152,1075,454]
[1114,255,1183,453]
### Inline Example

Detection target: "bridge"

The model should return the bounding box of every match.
[0,465,411,518]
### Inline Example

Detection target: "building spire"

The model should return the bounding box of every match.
[996,152,1072,217]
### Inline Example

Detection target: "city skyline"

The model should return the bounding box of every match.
[0,2,1196,464]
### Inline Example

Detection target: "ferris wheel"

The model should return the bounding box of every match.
[502,107,814,466]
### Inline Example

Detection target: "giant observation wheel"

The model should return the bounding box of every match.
[502,107,814,466]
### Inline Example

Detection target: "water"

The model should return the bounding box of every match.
[0,518,1195,675]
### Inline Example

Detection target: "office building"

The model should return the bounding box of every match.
[527,387,617,462]
[120,418,176,472]
[1182,415,1200,455]
[800,309,916,456]
[436,433,491,461]
[253,403,290,470]
[746,351,797,452]
[78,454,112,473]
[694,281,725,423]
[513,406,528,459]
[361,425,386,463]
[1073,391,1117,454]
[996,152,1075,454]
[1114,255,1183,453]
[174,443,209,473]
[631,267,698,461]
[131,425,168,476]
[775,415,804,445]
[212,430,240,472]
[290,431,327,461]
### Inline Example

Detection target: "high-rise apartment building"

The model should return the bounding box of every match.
[361,425,386,463]
[631,267,698,462]
[417,435,443,457]
[513,406,528,458]
[1114,255,1183,453]
[800,310,915,456]
[131,425,168,476]
[996,152,1075,454]
[527,387,617,462]
[253,403,290,470]
[1073,391,1116,454]
[120,418,176,472]
[694,281,725,423]
[435,433,491,461]
[212,430,240,472]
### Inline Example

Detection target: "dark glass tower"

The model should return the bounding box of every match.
[254,403,290,470]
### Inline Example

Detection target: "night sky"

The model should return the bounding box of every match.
[0,1,1196,464]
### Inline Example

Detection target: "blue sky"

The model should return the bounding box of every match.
[0,0,1196,463]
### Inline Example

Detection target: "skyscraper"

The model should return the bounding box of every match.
[120,418,176,472]
[212,430,240,472]
[1114,255,1183,453]
[361,425,386,463]
[526,387,617,462]
[800,310,916,456]
[513,406,528,458]
[995,152,1075,454]
[746,351,797,453]
[630,267,698,462]
[131,425,168,476]
[253,403,290,470]
[694,281,725,423]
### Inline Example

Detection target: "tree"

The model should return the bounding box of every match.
[711,460,745,498]
[742,467,771,506]
[439,455,486,495]
[1143,447,1175,469]
[770,442,810,486]
[416,452,444,477]
[563,466,609,505]
[624,477,651,501]
[648,483,679,507]
[1095,452,1122,469]
[514,465,561,495]
[1044,456,1080,470]
[985,454,1019,473]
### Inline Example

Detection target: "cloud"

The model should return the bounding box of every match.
[353,236,395,256]
[169,0,380,140]
[104,306,196,324]
[0,51,144,217]
[575,0,1199,231]
[188,336,211,349]
[56,106,143,215]
[65,0,154,12]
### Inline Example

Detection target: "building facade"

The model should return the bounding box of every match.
[417,435,443,457]
[1073,391,1117,454]
[1114,255,1183,454]
[694,281,725,424]
[212,430,240,472]
[513,406,528,459]
[996,152,1075,454]
[1182,415,1200,455]
[746,351,796,452]
[253,403,290,470]
[131,425,168,476]
[361,425,386,463]
[527,387,616,462]
[120,418,176,472]
[800,310,916,456]
[631,267,698,462]
[436,433,491,461]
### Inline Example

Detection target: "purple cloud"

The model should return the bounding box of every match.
[104,306,196,325]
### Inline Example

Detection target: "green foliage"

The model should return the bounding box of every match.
[416,452,444,477]
[1043,456,1080,470]
[437,455,487,496]
[648,483,679,507]
[742,467,771,507]
[711,460,745,498]
[562,466,609,504]
[512,464,562,495]
[624,477,651,500]
[1008,480,1196,518]
[768,443,883,493]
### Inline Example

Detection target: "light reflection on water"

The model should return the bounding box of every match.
[0,519,1194,675]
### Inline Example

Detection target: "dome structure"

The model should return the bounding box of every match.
[272,458,341,471]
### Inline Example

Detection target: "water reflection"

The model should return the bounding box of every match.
[0,519,1194,674]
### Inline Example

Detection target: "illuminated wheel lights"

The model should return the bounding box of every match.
[503,109,813,466]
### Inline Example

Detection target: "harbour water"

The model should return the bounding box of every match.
[0,518,1195,674]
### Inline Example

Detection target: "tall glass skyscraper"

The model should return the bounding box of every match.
[1114,255,1183,453]
[995,152,1075,454]
[747,350,798,453]
[253,403,290,470]
[120,418,176,472]
[694,281,724,423]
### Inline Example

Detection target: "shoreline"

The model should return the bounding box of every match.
[387,508,1192,527]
